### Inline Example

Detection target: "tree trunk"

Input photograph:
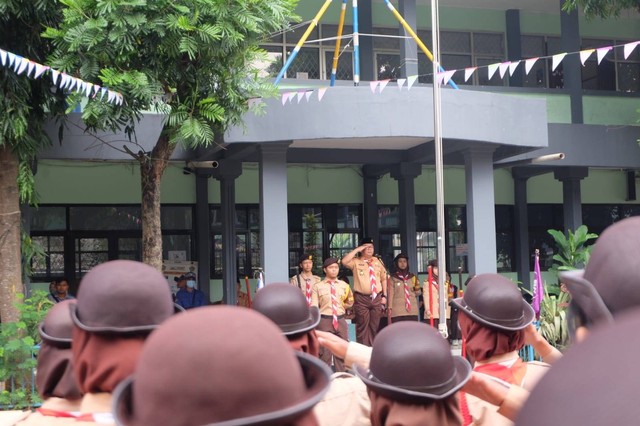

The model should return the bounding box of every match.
[0,145,23,323]
[140,135,175,271]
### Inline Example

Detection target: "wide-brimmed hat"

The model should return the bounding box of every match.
[70,260,174,334]
[39,300,76,346]
[450,274,534,331]
[354,322,471,402]
[252,283,320,335]
[560,217,640,326]
[113,306,331,426]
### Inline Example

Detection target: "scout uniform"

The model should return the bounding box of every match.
[312,277,354,372]
[290,253,322,306]
[423,275,451,325]
[389,271,420,321]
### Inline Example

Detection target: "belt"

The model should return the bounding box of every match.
[354,291,372,296]
[321,314,345,319]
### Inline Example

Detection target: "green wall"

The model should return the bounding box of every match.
[583,96,640,126]
[287,164,363,203]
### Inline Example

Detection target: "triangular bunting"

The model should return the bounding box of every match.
[369,81,379,94]
[93,84,101,97]
[317,87,327,101]
[33,63,48,79]
[524,58,538,75]
[59,73,70,89]
[288,92,295,103]
[281,92,290,105]
[443,70,455,84]
[551,53,566,71]
[0,49,6,66]
[11,55,23,72]
[379,79,390,93]
[624,41,640,59]
[498,62,510,79]
[464,67,477,82]
[51,70,60,85]
[407,75,418,90]
[26,61,35,77]
[16,58,29,75]
[596,46,612,64]
[296,91,305,103]
[435,72,445,86]
[67,77,77,91]
[579,49,594,65]
[487,63,500,80]
[100,88,108,100]
[305,90,312,102]
[84,82,93,97]
[107,91,116,103]
[397,78,406,90]
[7,52,16,68]
[508,61,519,76]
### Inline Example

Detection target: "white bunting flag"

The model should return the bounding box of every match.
[67,77,76,91]
[117,94,124,106]
[596,46,612,64]
[7,52,16,68]
[84,82,93,97]
[317,87,327,101]
[51,70,60,85]
[379,79,390,93]
[435,72,445,86]
[551,53,566,71]
[100,88,108,100]
[26,61,35,77]
[624,41,640,59]
[107,91,116,103]
[369,81,379,94]
[487,63,500,80]
[579,49,594,65]
[59,73,70,89]
[16,58,29,75]
[524,58,538,75]
[397,78,406,90]
[33,63,48,79]
[407,75,418,90]
[296,91,304,103]
[305,90,312,102]
[93,84,101,97]
[464,67,477,82]
[0,49,6,66]
[281,92,290,105]
[508,61,519,76]
[442,70,456,85]
[498,62,510,79]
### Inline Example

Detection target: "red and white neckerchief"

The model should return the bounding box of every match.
[395,272,412,312]
[365,259,378,299]
[37,408,113,423]
[330,281,339,330]
[304,277,312,306]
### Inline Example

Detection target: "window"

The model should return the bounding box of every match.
[528,204,564,270]
[582,38,640,92]
[31,235,65,280]
[258,23,320,79]
[521,35,564,89]
[495,205,515,272]
[210,205,260,279]
[322,24,354,81]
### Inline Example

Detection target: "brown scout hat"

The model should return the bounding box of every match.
[252,283,320,336]
[39,299,76,346]
[393,253,408,263]
[70,260,174,334]
[559,217,640,327]
[360,236,374,245]
[322,257,339,268]
[516,309,640,426]
[450,273,534,332]
[299,253,314,265]
[354,322,471,402]
[113,306,331,426]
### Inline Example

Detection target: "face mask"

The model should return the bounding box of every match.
[187,280,196,289]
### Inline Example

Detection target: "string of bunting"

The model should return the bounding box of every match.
[0,47,124,106]
[273,39,639,104]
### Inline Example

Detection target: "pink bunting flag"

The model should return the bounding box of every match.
[435,72,445,86]
[397,78,406,90]
[596,46,612,64]
[464,67,476,82]
[498,62,510,79]
[304,90,312,102]
[33,63,48,79]
[369,81,379,94]
[317,87,327,101]
[296,91,305,103]
[281,92,290,105]
[378,79,390,93]
[624,41,640,59]
[93,84,101,96]
[508,61,519,76]
[487,63,500,80]
[579,49,594,65]
[0,49,6,66]
[524,58,538,75]
[407,75,418,90]
[551,53,566,72]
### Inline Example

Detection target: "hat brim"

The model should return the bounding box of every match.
[450,297,535,332]
[113,351,332,426]
[38,322,72,346]
[353,356,471,402]
[70,302,158,334]
[281,306,321,336]
[559,269,613,326]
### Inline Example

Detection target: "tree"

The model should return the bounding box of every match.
[562,0,640,18]
[45,0,297,270]
[0,0,64,323]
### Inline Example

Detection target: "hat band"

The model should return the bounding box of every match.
[465,307,525,326]
[368,368,457,393]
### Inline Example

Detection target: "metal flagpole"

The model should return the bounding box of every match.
[431,0,448,338]
[352,0,360,86]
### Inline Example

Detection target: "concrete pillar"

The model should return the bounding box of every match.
[259,143,290,283]
[513,176,530,289]
[359,0,375,81]
[554,167,588,232]
[195,174,211,303]
[362,165,381,244]
[559,0,583,123]
[464,148,497,275]
[211,160,242,304]
[399,0,419,78]
[506,9,523,87]
[391,163,422,271]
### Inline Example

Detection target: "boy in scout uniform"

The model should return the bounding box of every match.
[290,253,322,307]
[312,257,354,372]
[341,237,388,346]
[388,253,421,322]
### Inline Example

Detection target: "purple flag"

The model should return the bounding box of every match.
[532,249,544,319]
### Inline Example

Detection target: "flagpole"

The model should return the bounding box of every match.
[431,0,448,338]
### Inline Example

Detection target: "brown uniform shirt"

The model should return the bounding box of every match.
[422,279,451,319]
[389,274,420,318]
[311,279,354,315]
[343,257,385,295]
[290,274,322,297]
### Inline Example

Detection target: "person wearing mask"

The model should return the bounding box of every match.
[112,306,331,426]
[341,237,388,346]
[388,253,420,323]
[291,253,322,307]
[48,278,75,303]
[311,257,354,372]
[174,272,205,310]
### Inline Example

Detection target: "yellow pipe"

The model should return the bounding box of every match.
[331,2,348,79]
[295,0,333,52]
[385,0,434,62]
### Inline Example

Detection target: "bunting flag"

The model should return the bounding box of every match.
[407,74,418,90]
[0,47,123,105]
[281,92,290,105]
[498,62,510,79]
[257,271,265,290]
[596,46,612,64]
[435,72,445,86]
[296,91,305,103]
[464,67,477,82]
[369,80,379,93]
[524,57,538,75]
[305,90,312,102]
[397,78,406,90]
[317,87,327,101]
[487,63,500,80]
[508,61,519,76]
[442,70,455,85]
[580,49,594,65]
[532,249,544,320]
[551,53,567,71]
[378,79,390,93]
[624,41,640,59]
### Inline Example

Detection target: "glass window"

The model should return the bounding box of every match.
[70,206,142,231]
[324,50,353,81]
[376,53,401,80]
[256,45,284,79]
[31,207,66,231]
[162,235,191,262]
[373,27,401,50]
[285,47,320,79]
[379,206,400,229]
[31,235,65,279]
[336,206,360,229]
[161,206,192,230]
[75,237,109,279]
[495,205,514,272]
[473,33,504,55]
[118,238,141,261]
[328,232,359,260]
